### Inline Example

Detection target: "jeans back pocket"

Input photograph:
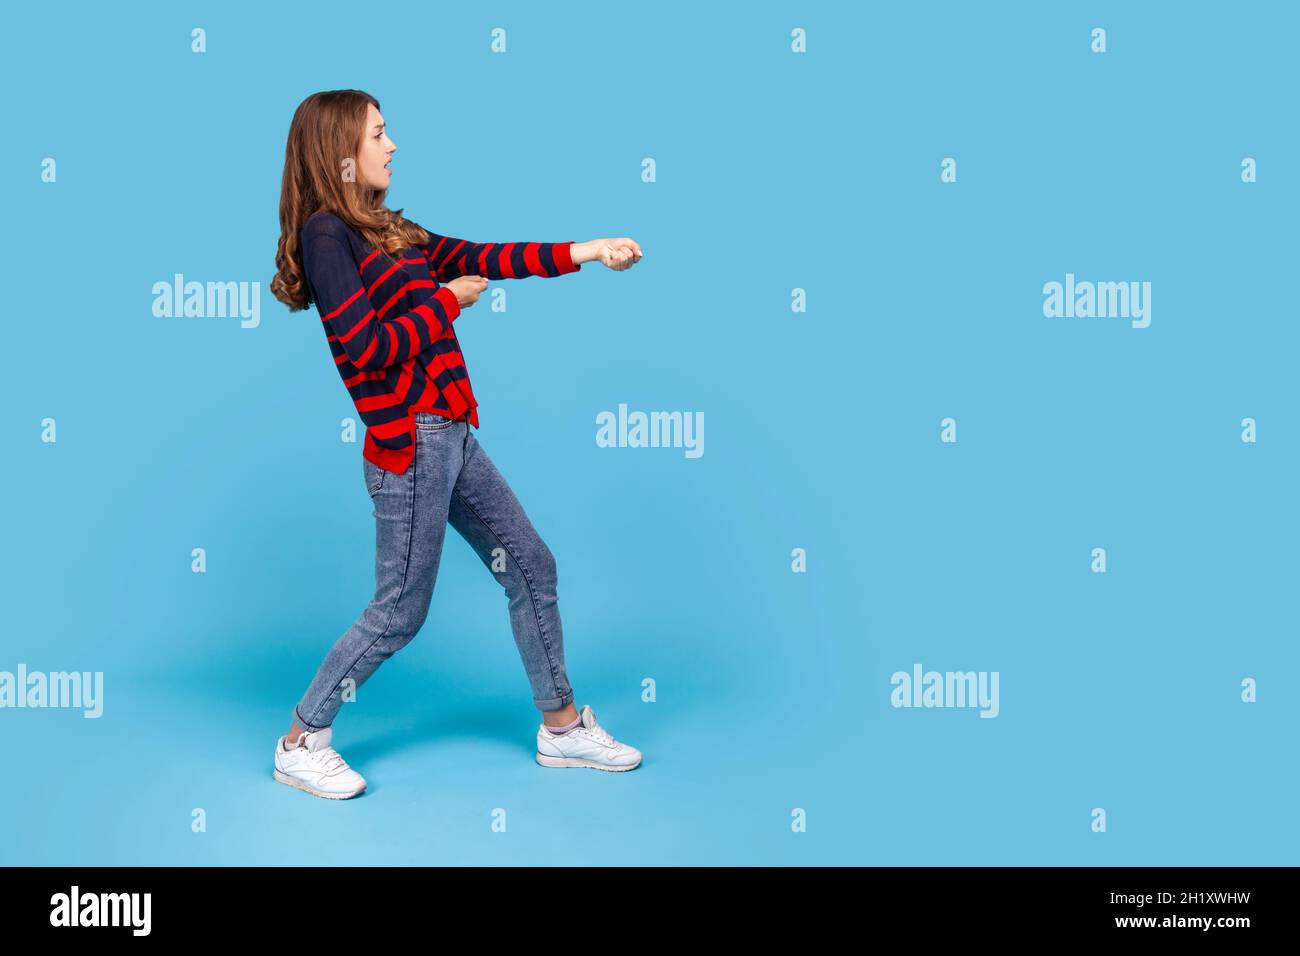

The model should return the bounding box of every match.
[363,457,386,496]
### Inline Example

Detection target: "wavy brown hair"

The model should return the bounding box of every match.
[271,89,431,311]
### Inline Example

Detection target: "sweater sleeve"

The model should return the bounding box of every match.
[303,233,462,372]
[419,229,581,282]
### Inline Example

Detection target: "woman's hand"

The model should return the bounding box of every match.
[574,238,643,271]
[444,275,489,308]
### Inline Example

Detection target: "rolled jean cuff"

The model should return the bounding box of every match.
[534,688,574,712]
[294,705,330,734]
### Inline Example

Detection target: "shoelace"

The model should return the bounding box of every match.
[585,721,615,748]
[308,747,346,774]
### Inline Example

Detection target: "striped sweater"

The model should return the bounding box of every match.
[299,211,580,474]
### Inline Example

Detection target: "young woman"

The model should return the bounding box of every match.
[270,89,644,799]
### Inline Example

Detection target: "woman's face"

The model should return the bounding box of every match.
[358,102,395,190]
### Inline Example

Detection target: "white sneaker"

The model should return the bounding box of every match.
[536,704,642,771]
[273,726,367,799]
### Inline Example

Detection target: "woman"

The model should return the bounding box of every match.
[269,89,644,799]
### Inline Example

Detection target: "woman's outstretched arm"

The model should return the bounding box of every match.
[417,224,643,280]
[418,228,580,282]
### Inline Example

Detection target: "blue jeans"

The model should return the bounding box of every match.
[294,410,574,732]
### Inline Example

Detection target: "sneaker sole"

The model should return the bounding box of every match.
[535,752,641,771]
[273,768,366,799]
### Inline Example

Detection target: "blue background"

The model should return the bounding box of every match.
[2,1,1296,865]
